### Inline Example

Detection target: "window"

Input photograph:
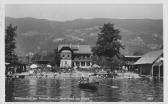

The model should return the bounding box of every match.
[87,62,90,66]
[62,54,65,57]
[76,62,79,66]
[65,61,67,64]
[81,62,85,66]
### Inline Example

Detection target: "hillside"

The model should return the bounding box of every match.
[5,17,163,56]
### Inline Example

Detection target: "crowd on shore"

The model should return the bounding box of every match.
[6,66,141,79]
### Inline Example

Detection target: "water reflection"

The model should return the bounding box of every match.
[5,78,163,102]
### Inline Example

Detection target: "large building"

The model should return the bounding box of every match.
[58,44,92,68]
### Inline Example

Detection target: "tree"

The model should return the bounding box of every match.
[52,48,61,66]
[92,23,124,68]
[5,24,18,63]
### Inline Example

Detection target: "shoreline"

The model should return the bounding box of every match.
[7,71,142,79]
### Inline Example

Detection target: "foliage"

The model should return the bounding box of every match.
[31,47,60,66]
[50,48,61,66]
[92,23,124,68]
[91,55,109,67]
[5,24,18,63]
[31,52,42,62]
[92,23,124,58]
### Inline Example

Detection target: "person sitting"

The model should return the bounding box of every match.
[88,75,94,83]
[81,73,84,80]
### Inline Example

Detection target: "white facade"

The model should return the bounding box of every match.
[73,61,92,69]
[60,60,72,68]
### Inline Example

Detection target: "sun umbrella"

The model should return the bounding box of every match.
[30,64,38,68]
[47,65,52,68]
[92,64,100,68]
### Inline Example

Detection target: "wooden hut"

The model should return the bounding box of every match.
[134,50,163,78]
[5,62,27,74]
[124,56,141,72]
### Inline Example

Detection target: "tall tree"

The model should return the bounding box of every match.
[54,48,61,66]
[92,23,124,67]
[5,24,18,63]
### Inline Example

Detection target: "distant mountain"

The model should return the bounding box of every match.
[5,17,163,56]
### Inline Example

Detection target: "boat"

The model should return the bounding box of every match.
[79,81,99,90]
[78,75,99,90]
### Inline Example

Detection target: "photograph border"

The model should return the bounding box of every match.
[0,0,168,104]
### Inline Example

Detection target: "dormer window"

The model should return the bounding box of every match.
[62,54,65,57]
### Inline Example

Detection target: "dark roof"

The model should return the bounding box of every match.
[33,60,50,64]
[58,44,92,54]
[134,50,163,65]
[58,46,73,53]
[58,44,77,51]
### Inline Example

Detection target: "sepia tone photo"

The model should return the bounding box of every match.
[5,4,163,102]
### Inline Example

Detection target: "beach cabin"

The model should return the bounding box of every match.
[134,50,163,78]
[124,56,141,72]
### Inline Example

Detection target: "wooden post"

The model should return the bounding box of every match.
[159,65,160,78]
[79,62,81,68]
[151,64,154,77]
[140,66,142,75]
[84,61,87,68]
[74,62,76,67]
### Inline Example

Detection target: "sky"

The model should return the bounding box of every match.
[5,4,163,21]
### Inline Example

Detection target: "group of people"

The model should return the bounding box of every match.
[80,74,99,84]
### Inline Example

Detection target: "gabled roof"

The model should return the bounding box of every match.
[58,44,74,51]
[74,45,92,54]
[58,44,92,54]
[134,50,163,65]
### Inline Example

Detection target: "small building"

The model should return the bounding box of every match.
[134,50,163,77]
[58,44,92,68]
[5,62,27,74]
[32,60,51,71]
[124,56,141,71]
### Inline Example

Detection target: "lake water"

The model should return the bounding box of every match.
[6,77,163,102]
